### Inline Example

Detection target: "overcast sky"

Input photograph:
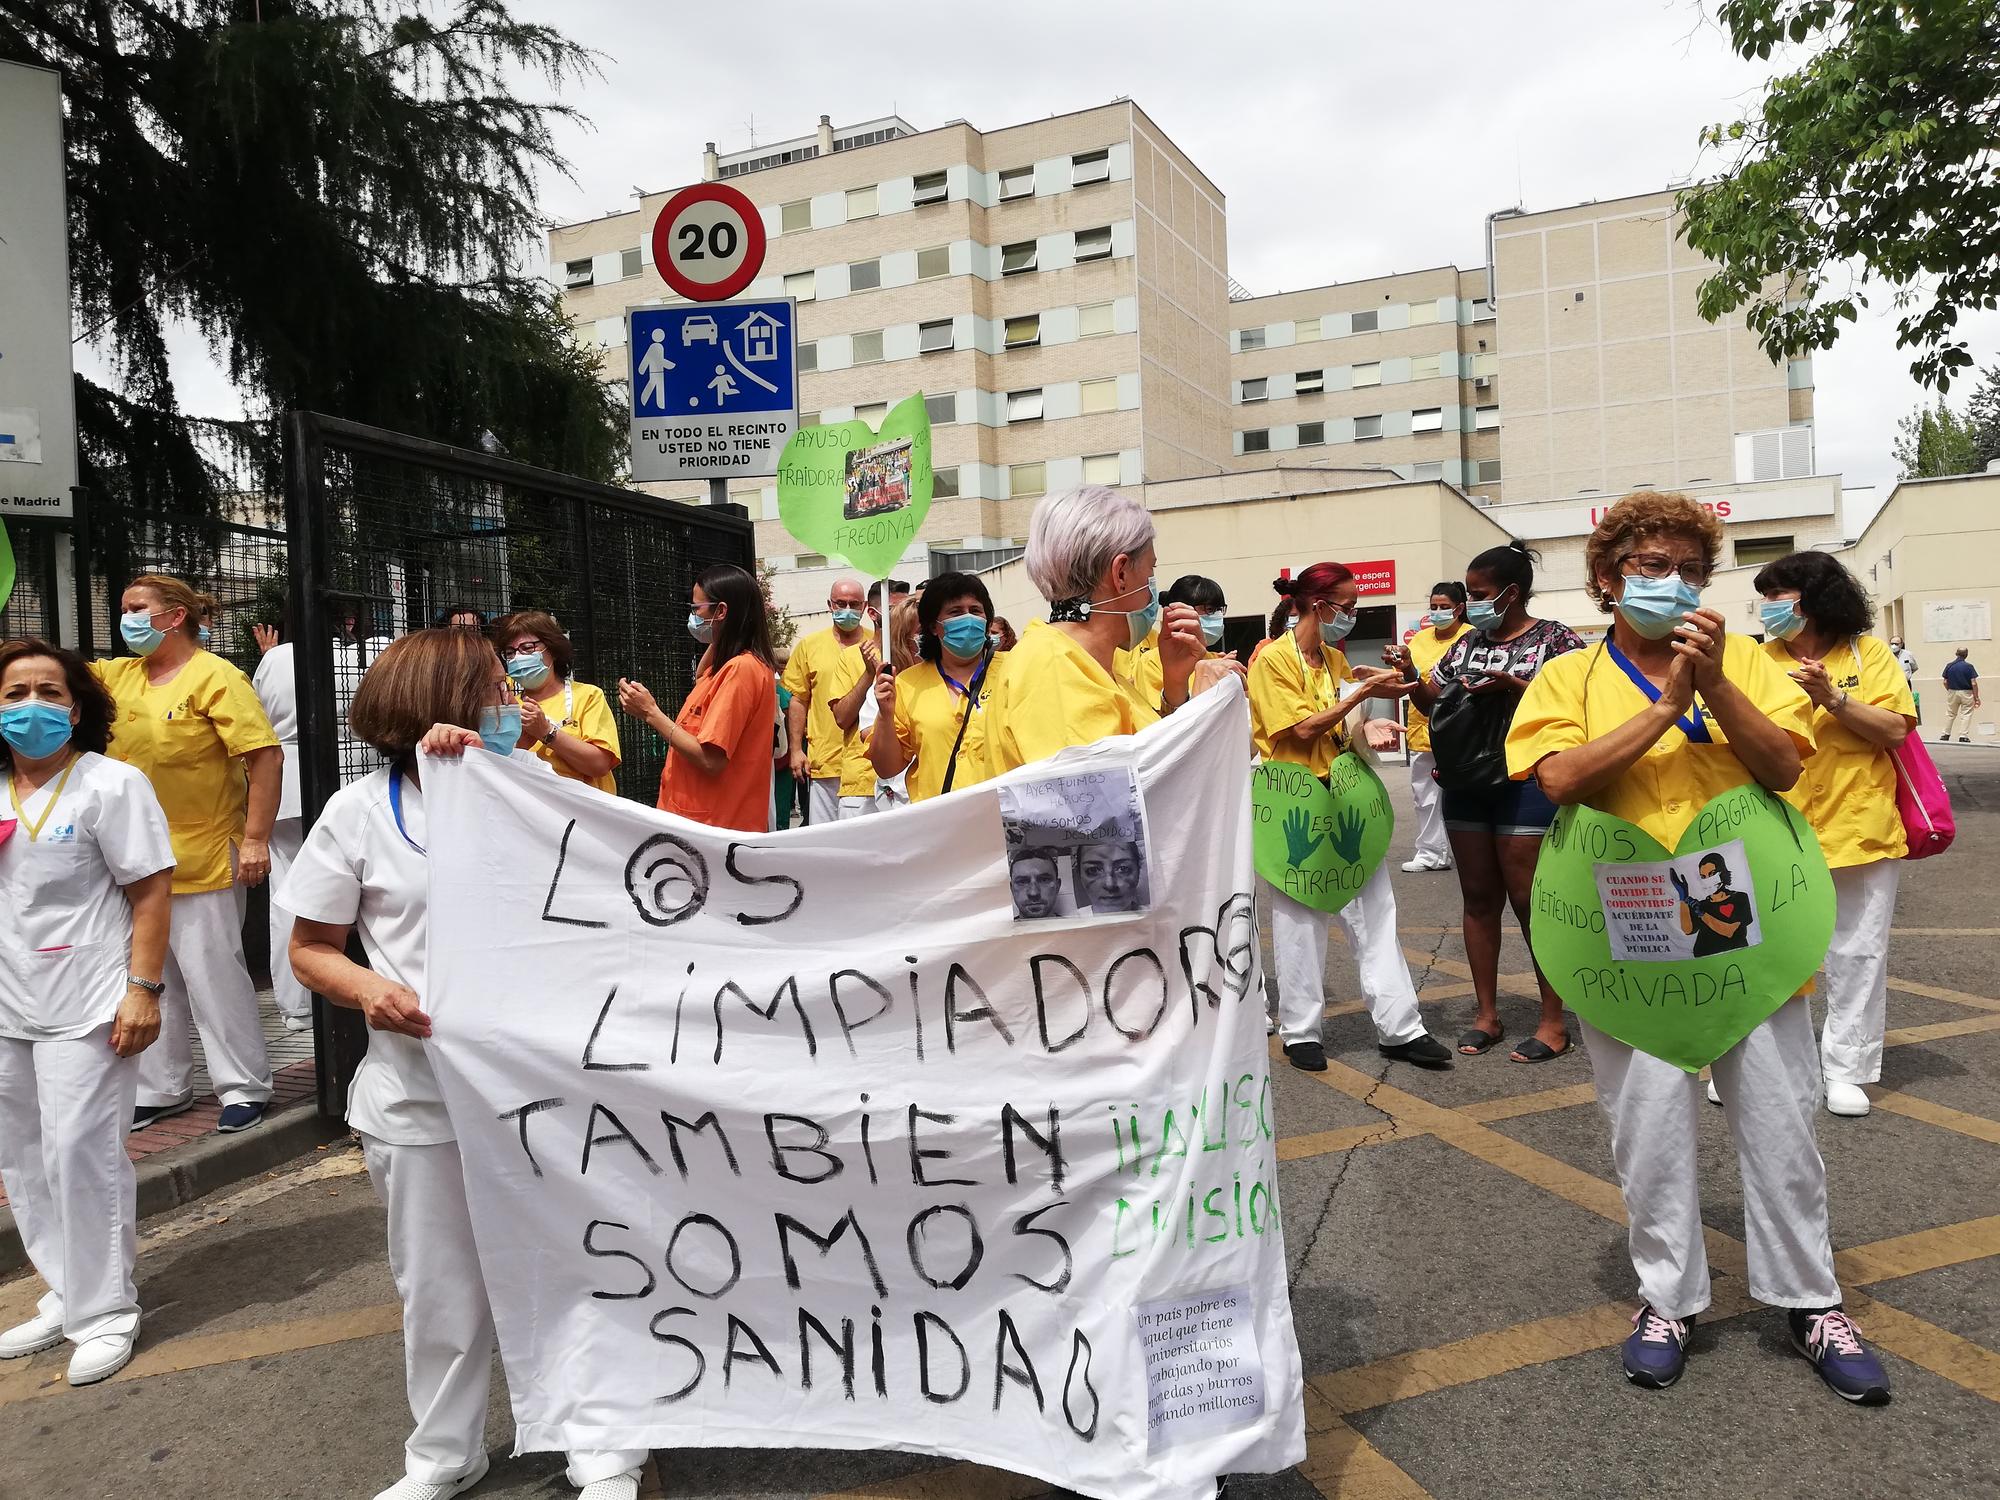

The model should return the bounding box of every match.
[120,0,1997,523]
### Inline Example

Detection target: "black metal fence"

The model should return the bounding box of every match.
[0,514,80,648]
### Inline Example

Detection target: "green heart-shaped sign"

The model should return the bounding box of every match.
[1251,753,1393,915]
[776,392,933,580]
[1530,782,1835,1073]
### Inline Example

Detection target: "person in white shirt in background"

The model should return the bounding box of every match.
[252,613,312,1031]
[283,629,646,1500]
[0,640,175,1388]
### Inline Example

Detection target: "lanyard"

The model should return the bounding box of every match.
[1292,631,1339,712]
[7,754,79,842]
[1604,641,1712,743]
[388,766,425,855]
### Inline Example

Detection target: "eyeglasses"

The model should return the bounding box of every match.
[503,641,543,656]
[1619,552,1711,587]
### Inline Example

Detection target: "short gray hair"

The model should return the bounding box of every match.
[1024,486,1155,604]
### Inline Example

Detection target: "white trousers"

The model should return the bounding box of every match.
[361,1134,646,1487]
[1582,996,1839,1320]
[1821,861,1901,1086]
[809,776,841,826]
[138,885,273,1109]
[1407,751,1449,866]
[0,1026,141,1343]
[1267,864,1427,1047]
[266,818,312,1022]
[840,795,877,820]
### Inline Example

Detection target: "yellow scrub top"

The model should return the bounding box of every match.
[1505,635,1814,848]
[1405,621,1473,754]
[526,678,622,794]
[824,646,878,798]
[781,625,873,787]
[891,655,1007,802]
[1114,626,1163,712]
[985,621,1159,777]
[1248,633,1351,777]
[1763,635,1914,867]
[94,651,279,894]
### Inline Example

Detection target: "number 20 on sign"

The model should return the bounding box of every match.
[651,182,768,303]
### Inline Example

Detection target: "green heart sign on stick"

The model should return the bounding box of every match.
[1530,782,1835,1073]
[1251,752,1393,915]
[776,392,933,580]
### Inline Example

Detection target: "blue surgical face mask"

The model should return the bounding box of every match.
[0,701,75,761]
[507,653,550,688]
[1199,611,1226,649]
[688,611,715,644]
[197,625,211,648]
[1759,599,1806,641]
[1286,613,1300,631]
[1318,607,1355,647]
[477,703,521,756]
[1428,608,1457,628]
[831,607,864,631]
[940,614,990,659]
[1465,598,1503,632]
[1616,575,1702,640]
[1117,579,1161,651]
[120,611,166,656]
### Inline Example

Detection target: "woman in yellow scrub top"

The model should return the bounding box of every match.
[1752,550,1916,1120]
[867,571,1006,801]
[94,573,278,1135]
[491,610,622,793]
[1396,581,1471,873]
[1505,490,1891,1404]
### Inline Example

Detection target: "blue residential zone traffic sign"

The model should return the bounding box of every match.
[627,298,798,482]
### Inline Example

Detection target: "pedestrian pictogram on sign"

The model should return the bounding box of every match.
[627,298,797,482]
[650,182,768,303]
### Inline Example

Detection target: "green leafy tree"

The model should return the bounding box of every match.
[0,0,622,520]
[1891,397,1981,479]
[1681,1,2000,391]
[759,561,797,653]
[1966,364,2000,472]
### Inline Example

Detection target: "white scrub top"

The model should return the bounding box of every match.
[280,749,547,1146]
[0,752,175,1040]
[252,641,302,822]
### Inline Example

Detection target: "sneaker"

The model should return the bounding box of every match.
[1621,1304,1692,1389]
[280,1012,313,1033]
[1825,1081,1871,1117]
[1959,737,1972,744]
[371,1453,491,1500]
[129,1098,193,1134]
[1790,1307,1891,1404]
[66,1330,135,1386]
[1706,1077,1723,1106]
[215,1101,269,1134]
[1284,1040,1327,1072]
[1378,1033,1454,1069]
[1399,856,1450,872]
[577,1477,639,1500]
[0,1308,65,1359]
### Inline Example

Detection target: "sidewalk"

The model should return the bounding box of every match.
[0,994,343,1271]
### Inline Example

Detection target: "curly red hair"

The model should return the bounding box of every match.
[1583,493,1725,614]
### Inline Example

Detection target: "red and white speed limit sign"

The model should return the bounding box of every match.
[651,182,767,302]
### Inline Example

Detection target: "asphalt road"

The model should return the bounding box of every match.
[4,747,1997,1500]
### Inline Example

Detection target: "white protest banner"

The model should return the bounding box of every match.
[421,681,1306,1498]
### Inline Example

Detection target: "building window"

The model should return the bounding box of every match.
[855,401,888,425]
[1298,421,1325,446]
[1472,298,1494,321]
[1002,240,1038,275]
[1295,316,1321,342]
[780,199,811,234]
[1079,301,1115,338]
[933,465,960,498]
[846,185,878,220]
[1294,369,1324,395]
[1352,362,1381,388]
[1072,148,1111,185]
[913,171,948,207]
[1240,377,1268,403]
[1409,353,1441,380]
[998,165,1035,200]
[1475,404,1500,430]
[1412,407,1444,433]
[1242,429,1270,453]
[797,341,818,372]
[1074,226,1113,262]
[1408,301,1438,326]
[917,244,951,280]
[1472,352,1499,377]
[848,258,881,292]
[919,319,954,353]
[1007,388,1044,423]
[1005,314,1041,349]
[1412,461,1443,480]
[851,330,884,364]
[1736,535,1795,568]
[1354,414,1382,440]
[1081,377,1118,414]
[563,258,592,288]
[1351,309,1378,333]
[1476,459,1502,483]
[1009,461,1046,498]
[784,270,816,302]
[1238,327,1266,351]
[925,393,956,426]
[621,247,642,279]
[1083,452,1120,484]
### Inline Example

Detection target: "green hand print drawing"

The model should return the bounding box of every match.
[1328,807,1367,864]
[1281,807,1324,868]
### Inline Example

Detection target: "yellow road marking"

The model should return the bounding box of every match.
[1887,978,2000,1014]
[1455,1084,1599,1123]
[1277,1122,1415,1161]
[1843,1291,2000,1403]
[1866,1091,2000,1147]
[1297,1417,1437,1499]
[1835,1216,2000,1285]
[1884,1015,2000,1047]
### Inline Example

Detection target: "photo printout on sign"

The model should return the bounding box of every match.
[1593,838,1762,963]
[999,765,1153,921]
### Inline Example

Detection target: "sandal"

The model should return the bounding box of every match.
[1456,1027,1505,1056]
[1510,1036,1573,1064]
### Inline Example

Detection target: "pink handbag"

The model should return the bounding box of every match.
[1890,732,1955,858]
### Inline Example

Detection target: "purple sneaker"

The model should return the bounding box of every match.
[1790,1308,1891,1405]
[1621,1304,1692,1388]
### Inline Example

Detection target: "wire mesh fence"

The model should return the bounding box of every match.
[0,517,68,644]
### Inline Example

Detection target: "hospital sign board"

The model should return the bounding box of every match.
[627,298,797,483]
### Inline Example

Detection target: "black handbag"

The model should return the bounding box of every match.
[1425,675,1517,791]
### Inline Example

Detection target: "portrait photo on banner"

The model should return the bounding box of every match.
[999,765,1153,921]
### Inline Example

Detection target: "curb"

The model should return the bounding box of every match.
[0,1104,346,1276]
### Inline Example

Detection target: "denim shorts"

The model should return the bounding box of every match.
[1441,776,1559,837]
